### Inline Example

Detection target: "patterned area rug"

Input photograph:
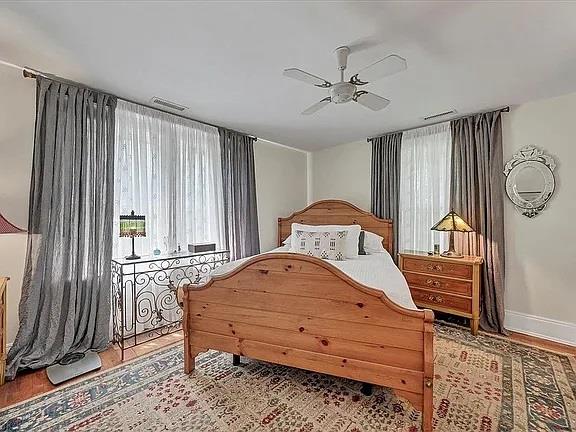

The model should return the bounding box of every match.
[1,324,575,431]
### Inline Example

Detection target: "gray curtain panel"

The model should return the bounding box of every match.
[370,132,403,260]
[219,128,260,261]
[6,77,117,380]
[450,111,506,334]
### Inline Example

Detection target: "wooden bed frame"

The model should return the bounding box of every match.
[183,200,434,432]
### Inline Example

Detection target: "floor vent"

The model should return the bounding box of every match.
[150,97,188,112]
[423,109,457,121]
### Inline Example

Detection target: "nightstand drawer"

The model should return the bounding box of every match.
[409,287,472,314]
[402,257,473,279]
[403,272,472,296]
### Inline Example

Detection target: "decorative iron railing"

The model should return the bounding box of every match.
[111,250,229,359]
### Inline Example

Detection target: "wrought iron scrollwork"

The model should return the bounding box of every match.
[111,250,229,359]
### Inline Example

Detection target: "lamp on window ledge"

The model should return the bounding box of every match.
[119,210,146,260]
[431,210,474,258]
[0,212,26,235]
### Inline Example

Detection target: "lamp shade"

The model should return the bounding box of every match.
[431,210,474,233]
[119,211,146,238]
[0,212,26,234]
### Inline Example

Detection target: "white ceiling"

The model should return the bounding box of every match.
[2,2,576,151]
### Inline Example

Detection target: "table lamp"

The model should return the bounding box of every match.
[0,212,26,235]
[119,210,146,260]
[431,210,474,258]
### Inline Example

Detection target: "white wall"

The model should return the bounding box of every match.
[0,66,35,347]
[311,140,371,209]
[311,95,576,345]
[254,140,308,251]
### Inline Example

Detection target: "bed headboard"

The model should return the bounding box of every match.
[277,200,393,254]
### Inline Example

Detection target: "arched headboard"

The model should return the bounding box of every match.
[278,200,393,254]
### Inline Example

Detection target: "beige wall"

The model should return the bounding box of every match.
[0,66,35,346]
[311,95,576,343]
[254,140,309,252]
[502,92,576,339]
[0,66,308,345]
[2,60,574,345]
[311,140,371,209]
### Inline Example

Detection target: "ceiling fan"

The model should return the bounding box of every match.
[283,46,407,115]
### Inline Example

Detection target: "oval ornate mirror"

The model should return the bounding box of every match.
[503,146,556,218]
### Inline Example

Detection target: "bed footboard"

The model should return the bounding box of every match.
[183,253,434,432]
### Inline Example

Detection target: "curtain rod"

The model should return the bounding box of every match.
[366,106,510,142]
[21,67,257,141]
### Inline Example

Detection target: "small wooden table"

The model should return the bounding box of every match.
[399,251,483,335]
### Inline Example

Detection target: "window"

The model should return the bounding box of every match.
[398,122,452,252]
[112,101,225,258]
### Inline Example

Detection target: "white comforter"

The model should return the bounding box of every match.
[211,245,417,310]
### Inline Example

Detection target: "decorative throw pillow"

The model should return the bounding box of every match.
[358,230,367,255]
[290,223,361,258]
[293,230,347,261]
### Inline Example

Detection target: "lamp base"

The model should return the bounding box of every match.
[440,231,463,258]
[124,236,140,260]
[440,250,463,258]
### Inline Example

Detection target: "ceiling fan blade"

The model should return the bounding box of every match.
[283,68,332,88]
[352,54,407,85]
[302,97,331,115]
[354,91,390,111]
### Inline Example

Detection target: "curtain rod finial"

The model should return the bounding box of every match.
[23,68,36,79]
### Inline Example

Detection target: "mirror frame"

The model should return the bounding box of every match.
[503,146,556,218]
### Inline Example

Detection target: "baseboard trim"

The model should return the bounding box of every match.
[505,310,576,347]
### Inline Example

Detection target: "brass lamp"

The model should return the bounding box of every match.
[119,210,146,260]
[431,210,474,258]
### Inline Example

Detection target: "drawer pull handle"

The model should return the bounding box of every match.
[426,279,441,288]
[424,294,444,304]
[426,264,443,272]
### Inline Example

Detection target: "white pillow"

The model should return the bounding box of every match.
[282,234,292,245]
[364,230,386,253]
[290,223,361,259]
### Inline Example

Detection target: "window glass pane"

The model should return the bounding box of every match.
[112,101,225,259]
[399,122,451,253]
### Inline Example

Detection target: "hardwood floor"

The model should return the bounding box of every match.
[0,331,183,409]
[435,311,576,355]
[507,330,576,356]
[0,326,573,411]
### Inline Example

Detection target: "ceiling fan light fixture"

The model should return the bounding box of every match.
[330,82,356,104]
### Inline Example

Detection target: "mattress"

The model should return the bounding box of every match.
[211,245,417,310]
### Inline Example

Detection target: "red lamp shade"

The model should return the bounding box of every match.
[0,212,26,234]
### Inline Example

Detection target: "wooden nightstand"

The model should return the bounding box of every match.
[399,251,483,335]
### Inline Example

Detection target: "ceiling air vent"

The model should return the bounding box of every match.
[150,97,188,112]
[423,109,457,121]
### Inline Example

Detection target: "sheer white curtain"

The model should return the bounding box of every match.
[399,122,452,253]
[113,100,226,258]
